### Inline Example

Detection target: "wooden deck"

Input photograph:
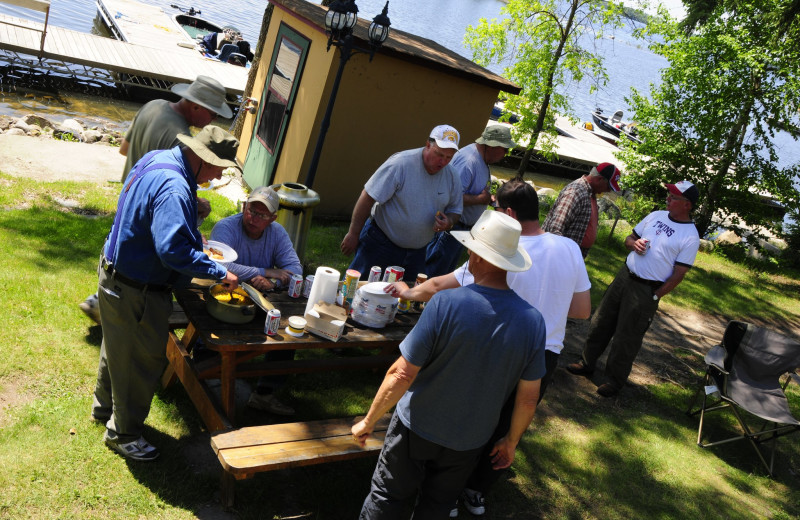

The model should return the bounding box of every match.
[0,12,248,96]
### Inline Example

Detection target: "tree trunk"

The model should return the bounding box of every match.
[516,0,578,177]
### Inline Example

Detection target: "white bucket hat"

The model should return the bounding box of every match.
[171,75,233,119]
[451,210,531,272]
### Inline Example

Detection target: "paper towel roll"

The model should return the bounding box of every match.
[304,266,341,315]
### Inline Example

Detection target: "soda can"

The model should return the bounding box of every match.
[302,275,315,298]
[382,266,392,282]
[368,266,382,283]
[288,273,304,298]
[639,238,650,256]
[413,273,428,311]
[265,308,281,336]
[343,269,361,305]
[388,266,405,283]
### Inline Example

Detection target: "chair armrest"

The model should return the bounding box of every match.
[704,344,729,374]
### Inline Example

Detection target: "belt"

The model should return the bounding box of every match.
[101,257,172,293]
[626,266,662,289]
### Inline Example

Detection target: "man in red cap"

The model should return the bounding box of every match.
[543,162,621,257]
[566,181,700,397]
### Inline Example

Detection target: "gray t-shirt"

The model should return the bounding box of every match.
[365,147,462,249]
[396,284,546,451]
[452,143,491,226]
[122,100,190,181]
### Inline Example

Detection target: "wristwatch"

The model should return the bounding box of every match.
[653,294,659,301]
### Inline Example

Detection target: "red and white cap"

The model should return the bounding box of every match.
[592,162,621,192]
[665,180,699,205]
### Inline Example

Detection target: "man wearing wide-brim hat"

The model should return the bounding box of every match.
[92,125,240,462]
[425,124,517,278]
[353,209,546,518]
[119,75,233,182]
[80,76,234,325]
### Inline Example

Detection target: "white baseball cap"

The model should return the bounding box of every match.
[429,124,460,150]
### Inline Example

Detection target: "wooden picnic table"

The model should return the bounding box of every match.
[162,278,419,433]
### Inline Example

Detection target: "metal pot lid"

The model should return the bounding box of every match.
[241,282,275,313]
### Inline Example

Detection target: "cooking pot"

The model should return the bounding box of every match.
[207,283,256,324]
[351,282,398,328]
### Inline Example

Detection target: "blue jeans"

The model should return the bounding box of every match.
[349,219,426,282]
[424,222,470,278]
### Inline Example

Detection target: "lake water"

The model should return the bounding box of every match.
[0,0,797,169]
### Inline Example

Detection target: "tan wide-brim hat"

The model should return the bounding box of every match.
[451,210,531,272]
[177,125,240,170]
[476,124,516,149]
[171,75,233,119]
[247,186,280,213]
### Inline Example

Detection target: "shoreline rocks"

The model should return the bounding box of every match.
[0,113,124,145]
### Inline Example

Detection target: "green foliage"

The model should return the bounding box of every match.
[617,1,800,238]
[779,211,800,268]
[613,192,659,229]
[464,0,626,160]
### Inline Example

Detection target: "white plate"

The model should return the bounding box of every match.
[197,176,232,191]
[204,240,238,264]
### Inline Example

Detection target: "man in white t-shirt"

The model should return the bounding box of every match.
[340,125,463,282]
[567,181,701,398]
[386,179,591,517]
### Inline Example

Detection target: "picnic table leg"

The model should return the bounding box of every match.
[219,351,237,424]
[220,471,236,509]
[162,324,199,388]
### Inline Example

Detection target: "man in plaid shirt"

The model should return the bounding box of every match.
[542,162,621,257]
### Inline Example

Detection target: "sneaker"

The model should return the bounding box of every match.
[596,383,620,397]
[247,392,296,416]
[79,293,101,325]
[449,501,459,518]
[105,435,160,461]
[566,360,594,376]
[461,489,485,516]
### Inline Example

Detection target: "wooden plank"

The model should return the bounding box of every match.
[1,0,50,13]
[212,415,392,451]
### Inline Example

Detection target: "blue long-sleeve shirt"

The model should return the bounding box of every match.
[210,214,302,287]
[103,146,227,286]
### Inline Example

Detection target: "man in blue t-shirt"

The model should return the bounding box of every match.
[352,210,546,519]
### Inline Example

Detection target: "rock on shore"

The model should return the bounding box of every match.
[0,113,123,145]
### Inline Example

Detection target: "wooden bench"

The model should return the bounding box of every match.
[0,0,50,57]
[210,415,391,507]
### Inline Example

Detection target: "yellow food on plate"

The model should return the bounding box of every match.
[204,247,224,260]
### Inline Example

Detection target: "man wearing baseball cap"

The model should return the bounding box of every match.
[425,124,518,277]
[567,180,700,397]
[93,125,240,461]
[353,210,546,518]
[341,125,463,281]
[210,186,302,416]
[80,75,233,324]
[543,162,622,257]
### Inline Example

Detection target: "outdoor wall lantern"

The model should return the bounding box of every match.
[304,0,391,188]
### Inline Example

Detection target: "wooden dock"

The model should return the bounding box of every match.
[0,11,248,96]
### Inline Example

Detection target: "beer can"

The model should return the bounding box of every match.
[302,274,315,298]
[265,308,281,336]
[343,269,361,305]
[368,266,382,283]
[386,266,405,283]
[413,273,428,311]
[288,273,304,298]
[382,266,392,282]
[639,238,650,256]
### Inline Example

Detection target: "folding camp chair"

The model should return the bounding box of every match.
[686,320,800,476]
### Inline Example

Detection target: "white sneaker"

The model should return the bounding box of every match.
[79,293,101,324]
[461,489,486,516]
[449,502,459,518]
[247,392,296,416]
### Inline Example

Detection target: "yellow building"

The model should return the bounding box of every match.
[238,0,520,216]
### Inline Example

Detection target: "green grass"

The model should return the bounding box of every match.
[0,172,798,519]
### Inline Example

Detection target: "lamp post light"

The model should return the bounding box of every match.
[303,0,390,188]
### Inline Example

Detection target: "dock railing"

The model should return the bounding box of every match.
[0,0,50,57]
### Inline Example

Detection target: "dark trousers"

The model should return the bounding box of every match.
[360,413,482,519]
[349,218,427,283]
[464,349,558,493]
[582,263,660,388]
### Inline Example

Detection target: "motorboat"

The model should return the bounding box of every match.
[591,108,641,144]
[170,5,226,41]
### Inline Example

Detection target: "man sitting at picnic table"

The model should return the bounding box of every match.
[352,209,546,518]
[210,186,302,416]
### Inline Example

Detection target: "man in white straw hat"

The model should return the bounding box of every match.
[92,125,240,462]
[353,209,546,518]
[341,124,463,282]
[425,123,517,277]
[80,75,233,324]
